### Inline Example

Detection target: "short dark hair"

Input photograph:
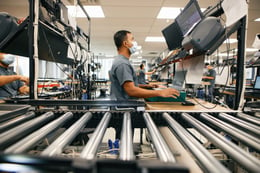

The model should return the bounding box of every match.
[140,64,144,69]
[114,30,131,50]
[205,62,209,66]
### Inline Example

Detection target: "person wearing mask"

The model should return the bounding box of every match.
[109,30,179,100]
[137,63,156,86]
[0,53,29,100]
[202,63,216,102]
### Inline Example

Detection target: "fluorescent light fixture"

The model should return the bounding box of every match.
[137,45,142,50]
[157,7,206,19]
[246,48,258,52]
[105,55,114,58]
[67,5,105,18]
[131,59,143,63]
[254,18,260,22]
[157,7,181,19]
[145,36,165,42]
[223,39,238,44]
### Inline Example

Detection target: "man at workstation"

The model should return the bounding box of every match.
[0,53,29,100]
[137,63,156,85]
[109,30,179,100]
[202,63,216,102]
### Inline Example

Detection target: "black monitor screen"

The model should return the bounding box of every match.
[172,70,187,90]
[162,22,183,51]
[254,76,260,89]
[175,0,203,37]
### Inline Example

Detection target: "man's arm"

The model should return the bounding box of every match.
[202,76,214,80]
[0,75,29,86]
[138,83,158,89]
[19,85,29,94]
[123,81,179,98]
[145,69,156,75]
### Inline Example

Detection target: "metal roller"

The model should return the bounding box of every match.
[119,112,135,161]
[219,113,260,137]
[143,112,176,163]
[200,113,260,152]
[5,112,73,153]
[163,113,230,173]
[80,112,111,160]
[41,112,93,156]
[0,111,35,132]
[236,112,260,126]
[181,113,260,173]
[0,112,54,150]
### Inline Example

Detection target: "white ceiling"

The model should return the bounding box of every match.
[0,0,259,59]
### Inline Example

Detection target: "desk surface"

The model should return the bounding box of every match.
[223,90,260,99]
[146,98,236,113]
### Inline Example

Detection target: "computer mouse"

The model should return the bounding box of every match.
[181,101,195,106]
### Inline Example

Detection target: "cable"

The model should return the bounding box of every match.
[40,26,72,78]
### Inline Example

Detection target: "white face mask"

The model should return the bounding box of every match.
[1,54,15,65]
[129,41,138,54]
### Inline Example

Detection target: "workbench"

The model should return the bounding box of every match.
[146,98,236,112]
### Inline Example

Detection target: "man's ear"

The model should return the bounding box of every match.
[123,40,128,47]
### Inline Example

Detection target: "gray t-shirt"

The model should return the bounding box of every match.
[109,55,138,100]
[207,68,216,86]
[0,66,24,99]
[137,69,146,84]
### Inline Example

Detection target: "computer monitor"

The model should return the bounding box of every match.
[175,0,203,37]
[253,76,260,90]
[172,70,187,90]
[161,22,183,51]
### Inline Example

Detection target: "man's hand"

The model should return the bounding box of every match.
[19,75,29,85]
[158,88,180,98]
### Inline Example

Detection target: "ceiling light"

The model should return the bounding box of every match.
[254,18,260,22]
[137,45,142,50]
[223,39,238,44]
[157,7,181,19]
[157,7,206,19]
[246,48,258,52]
[145,37,165,42]
[67,5,105,18]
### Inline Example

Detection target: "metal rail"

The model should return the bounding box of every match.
[200,113,260,152]
[219,113,260,137]
[41,112,93,156]
[80,112,111,160]
[163,113,230,173]
[236,112,260,126]
[5,112,73,153]
[0,111,35,132]
[0,112,54,150]
[119,112,135,160]
[181,113,260,173]
[143,112,176,163]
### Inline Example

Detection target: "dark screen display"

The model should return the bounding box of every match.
[254,76,260,89]
[172,70,187,90]
[175,0,203,37]
[161,22,183,50]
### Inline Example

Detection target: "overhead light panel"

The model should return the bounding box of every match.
[67,5,105,18]
[254,18,260,22]
[246,48,258,52]
[157,7,181,19]
[145,37,165,42]
[223,39,238,44]
[157,7,206,19]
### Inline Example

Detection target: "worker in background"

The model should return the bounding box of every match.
[202,63,216,102]
[0,53,29,100]
[109,30,179,100]
[136,63,156,86]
